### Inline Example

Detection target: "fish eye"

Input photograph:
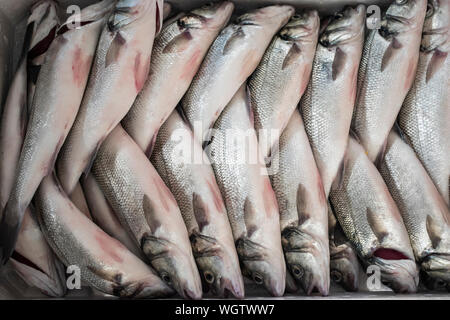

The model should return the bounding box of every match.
[204,271,215,284]
[161,273,172,285]
[177,18,187,29]
[252,273,264,285]
[291,265,304,279]
[331,270,343,283]
[293,14,302,20]
[395,0,408,5]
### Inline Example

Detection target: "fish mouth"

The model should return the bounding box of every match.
[370,255,419,293]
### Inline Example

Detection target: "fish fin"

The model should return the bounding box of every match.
[366,208,389,243]
[189,232,219,258]
[332,47,347,81]
[105,32,126,68]
[331,153,347,191]
[145,129,159,158]
[143,195,161,233]
[381,37,402,72]
[374,138,388,169]
[426,50,447,83]
[223,27,245,55]
[426,215,442,249]
[245,84,254,127]
[296,184,311,226]
[243,198,258,238]
[140,232,170,261]
[162,30,193,53]
[235,237,265,261]
[282,43,302,70]
[192,193,210,232]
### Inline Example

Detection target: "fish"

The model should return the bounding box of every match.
[329,136,419,293]
[82,174,147,262]
[300,5,365,198]
[26,0,60,114]
[122,1,234,156]
[248,11,319,159]
[0,0,115,265]
[92,125,202,300]
[328,202,360,292]
[151,110,244,298]
[378,129,450,290]
[398,0,450,205]
[182,5,294,145]
[351,0,427,163]
[35,174,174,299]
[56,0,163,198]
[270,110,329,296]
[208,85,286,297]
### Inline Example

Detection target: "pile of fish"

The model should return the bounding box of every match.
[0,0,448,299]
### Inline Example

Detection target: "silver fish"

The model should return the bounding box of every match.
[57,0,163,198]
[379,129,450,289]
[270,110,329,296]
[0,0,114,265]
[352,0,427,163]
[151,110,244,298]
[92,125,202,300]
[300,5,365,197]
[35,174,173,299]
[398,0,450,205]
[328,202,360,292]
[182,5,294,145]
[248,11,319,159]
[208,85,286,296]
[123,1,234,156]
[329,136,419,293]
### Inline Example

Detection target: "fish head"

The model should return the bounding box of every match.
[420,254,450,289]
[421,0,450,51]
[190,233,244,299]
[189,1,234,24]
[319,5,366,47]
[282,228,329,295]
[278,10,319,43]
[236,237,286,297]
[142,236,202,299]
[235,5,294,29]
[330,245,360,292]
[108,0,156,32]
[380,0,428,38]
[371,256,419,293]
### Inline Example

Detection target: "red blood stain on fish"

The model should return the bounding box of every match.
[134,52,150,92]
[95,230,124,263]
[72,47,89,87]
[263,178,278,217]
[179,50,202,80]
[373,248,409,260]
[206,177,225,213]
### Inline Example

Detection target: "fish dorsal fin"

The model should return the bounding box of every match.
[282,43,302,70]
[426,50,447,83]
[223,26,245,55]
[366,208,389,243]
[162,30,193,53]
[192,193,210,232]
[381,37,402,72]
[296,184,311,226]
[243,198,258,238]
[143,195,161,233]
[105,31,126,68]
[332,47,347,80]
[426,215,442,249]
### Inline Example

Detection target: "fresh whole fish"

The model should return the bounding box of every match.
[329,136,419,293]
[208,85,286,296]
[57,0,163,198]
[35,174,174,299]
[182,5,294,145]
[270,110,330,296]
[151,110,244,298]
[0,0,114,265]
[352,0,427,163]
[92,125,202,300]
[300,5,365,197]
[328,203,360,292]
[378,130,450,290]
[398,0,450,205]
[123,1,234,156]
[248,11,319,159]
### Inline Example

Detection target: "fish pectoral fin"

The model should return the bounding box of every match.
[243,198,258,238]
[282,43,302,70]
[235,237,265,261]
[192,193,210,232]
[189,232,220,258]
[223,27,245,55]
[296,184,312,225]
[105,31,126,68]
[426,50,447,83]
[332,47,347,81]
[140,232,170,261]
[366,208,389,243]
[162,30,193,54]
[143,195,162,233]
[426,215,443,249]
[381,37,402,72]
